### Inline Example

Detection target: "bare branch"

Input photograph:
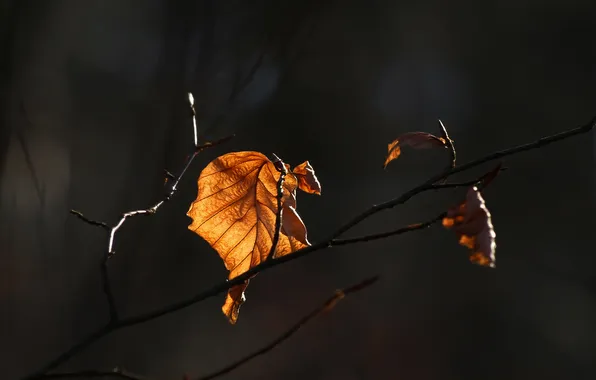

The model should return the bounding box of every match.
[69,210,109,230]
[196,276,379,380]
[332,214,446,246]
[22,117,594,380]
[329,117,595,240]
[101,258,118,322]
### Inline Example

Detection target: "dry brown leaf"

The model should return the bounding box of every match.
[222,281,249,324]
[442,186,496,268]
[187,151,320,323]
[293,161,322,194]
[383,132,447,168]
[281,203,310,245]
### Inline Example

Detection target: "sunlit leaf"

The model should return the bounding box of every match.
[293,161,321,194]
[222,281,248,324]
[383,132,447,168]
[442,186,496,268]
[187,151,320,323]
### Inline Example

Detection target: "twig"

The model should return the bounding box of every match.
[267,153,287,261]
[100,257,118,322]
[429,166,507,191]
[332,213,446,246]
[67,98,233,325]
[196,276,379,380]
[328,117,595,240]
[22,117,594,380]
[188,92,198,147]
[37,369,147,380]
[69,210,109,230]
[438,119,456,170]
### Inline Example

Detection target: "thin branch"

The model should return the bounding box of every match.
[105,134,234,257]
[429,166,507,191]
[27,325,112,380]
[37,369,147,380]
[438,119,456,170]
[267,153,287,261]
[101,257,118,322]
[69,210,109,230]
[328,117,595,240]
[196,276,379,380]
[332,213,446,246]
[23,117,594,380]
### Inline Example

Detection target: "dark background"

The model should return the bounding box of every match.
[1,1,595,379]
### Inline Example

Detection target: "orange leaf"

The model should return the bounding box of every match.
[222,281,249,324]
[187,151,319,323]
[383,132,447,168]
[281,203,310,245]
[292,161,321,194]
[442,186,496,268]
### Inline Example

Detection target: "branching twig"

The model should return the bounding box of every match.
[69,210,109,229]
[23,117,595,380]
[196,276,379,380]
[328,117,595,240]
[65,97,233,327]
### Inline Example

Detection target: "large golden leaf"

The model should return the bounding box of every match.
[187,151,320,323]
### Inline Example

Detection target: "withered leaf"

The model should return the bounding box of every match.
[442,186,496,268]
[383,132,447,168]
[187,151,320,323]
[293,161,322,195]
[222,281,248,324]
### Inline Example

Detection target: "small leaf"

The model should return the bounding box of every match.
[187,151,320,323]
[383,132,447,168]
[443,186,496,268]
[282,203,310,245]
[222,281,248,324]
[292,161,321,194]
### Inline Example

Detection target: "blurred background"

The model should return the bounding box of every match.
[1,0,595,379]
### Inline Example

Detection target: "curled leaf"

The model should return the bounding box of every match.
[187,151,320,323]
[443,186,496,268]
[222,281,249,324]
[282,203,309,245]
[383,132,447,168]
[292,161,321,194]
